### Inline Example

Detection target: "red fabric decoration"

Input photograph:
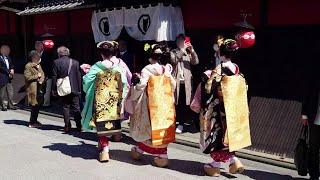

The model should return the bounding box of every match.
[138,143,167,154]
[43,40,54,49]
[99,136,109,147]
[235,31,256,48]
[210,150,235,163]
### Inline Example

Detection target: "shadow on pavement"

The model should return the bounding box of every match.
[3,119,138,145]
[41,140,207,176]
[3,119,30,126]
[3,119,63,131]
[69,131,98,142]
[111,149,210,176]
[69,130,137,146]
[43,141,97,160]
[3,120,301,179]
[243,169,294,180]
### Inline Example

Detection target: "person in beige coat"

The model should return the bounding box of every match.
[24,50,45,128]
[170,34,199,133]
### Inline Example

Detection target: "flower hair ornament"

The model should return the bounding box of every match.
[213,35,225,51]
[144,43,157,52]
[111,41,119,47]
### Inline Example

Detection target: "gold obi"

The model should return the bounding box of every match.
[221,75,251,152]
[147,75,176,146]
[92,69,123,136]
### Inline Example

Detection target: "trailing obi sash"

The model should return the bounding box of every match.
[147,74,176,146]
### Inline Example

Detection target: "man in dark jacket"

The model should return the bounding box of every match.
[117,40,134,72]
[52,46,82,133]
[0,45,17,111]
[35,41,54,107]
[301,84,320,180]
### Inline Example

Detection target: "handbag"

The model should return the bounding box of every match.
[294,125,309,176]
[57,59,72,96]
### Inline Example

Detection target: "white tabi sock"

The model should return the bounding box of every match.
[103,146,109,152]
[229,155,238,165]
[154,154,168,159]
[132,146,144,154]
[204,161,221,168]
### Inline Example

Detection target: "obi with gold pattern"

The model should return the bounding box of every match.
[93,69,123,136]
[221,75,251,152]
[147,75,176,146]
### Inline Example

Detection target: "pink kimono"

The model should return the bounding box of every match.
[190,70,213,113]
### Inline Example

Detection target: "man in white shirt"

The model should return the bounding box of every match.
[0,45,16,111]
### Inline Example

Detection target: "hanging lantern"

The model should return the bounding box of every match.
[234,12,255,48]
[43,40,54,49]
[235,30,255,48]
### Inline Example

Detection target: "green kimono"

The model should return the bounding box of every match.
[81,61,127,135]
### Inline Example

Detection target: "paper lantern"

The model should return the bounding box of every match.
[235,31,255,48]
[43,40,54,49]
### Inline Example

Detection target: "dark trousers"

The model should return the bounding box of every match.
[0,83,14,109]
[61,93,81,128]
[176,84,190,126]
[309,124,320,179]
[30,105,41,124]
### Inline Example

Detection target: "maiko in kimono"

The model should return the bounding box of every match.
[108,41,133,141]
[81,41,128,162]
[128,43,176,167]
[191,37,251,177]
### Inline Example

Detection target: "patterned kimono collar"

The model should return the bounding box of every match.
[110,56,121,65]
[222,61,239,75]
[145,63,173,76]
[100,59,115,68]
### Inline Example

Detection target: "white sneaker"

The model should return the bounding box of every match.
[176,125,184,134]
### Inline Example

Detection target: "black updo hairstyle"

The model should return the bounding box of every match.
[159,41,171,65]
[97,41,117,58]
[219,39,239,61]
[146,42,170,65]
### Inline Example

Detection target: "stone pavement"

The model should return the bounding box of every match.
[0,110,308,180]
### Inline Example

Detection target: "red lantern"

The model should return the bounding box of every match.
[43,40,54,49]
[235,31,255,48]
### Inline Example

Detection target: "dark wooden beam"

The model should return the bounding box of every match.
[67,11,71,47]
[6,10,10,34]
[260,0,268,28]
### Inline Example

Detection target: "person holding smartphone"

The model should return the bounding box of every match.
[170,34,199,134]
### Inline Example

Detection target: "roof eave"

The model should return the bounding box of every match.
[17,4,95,16]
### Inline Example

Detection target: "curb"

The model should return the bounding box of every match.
[17,106,296,170]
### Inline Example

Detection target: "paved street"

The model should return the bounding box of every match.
[0,110,308,180]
